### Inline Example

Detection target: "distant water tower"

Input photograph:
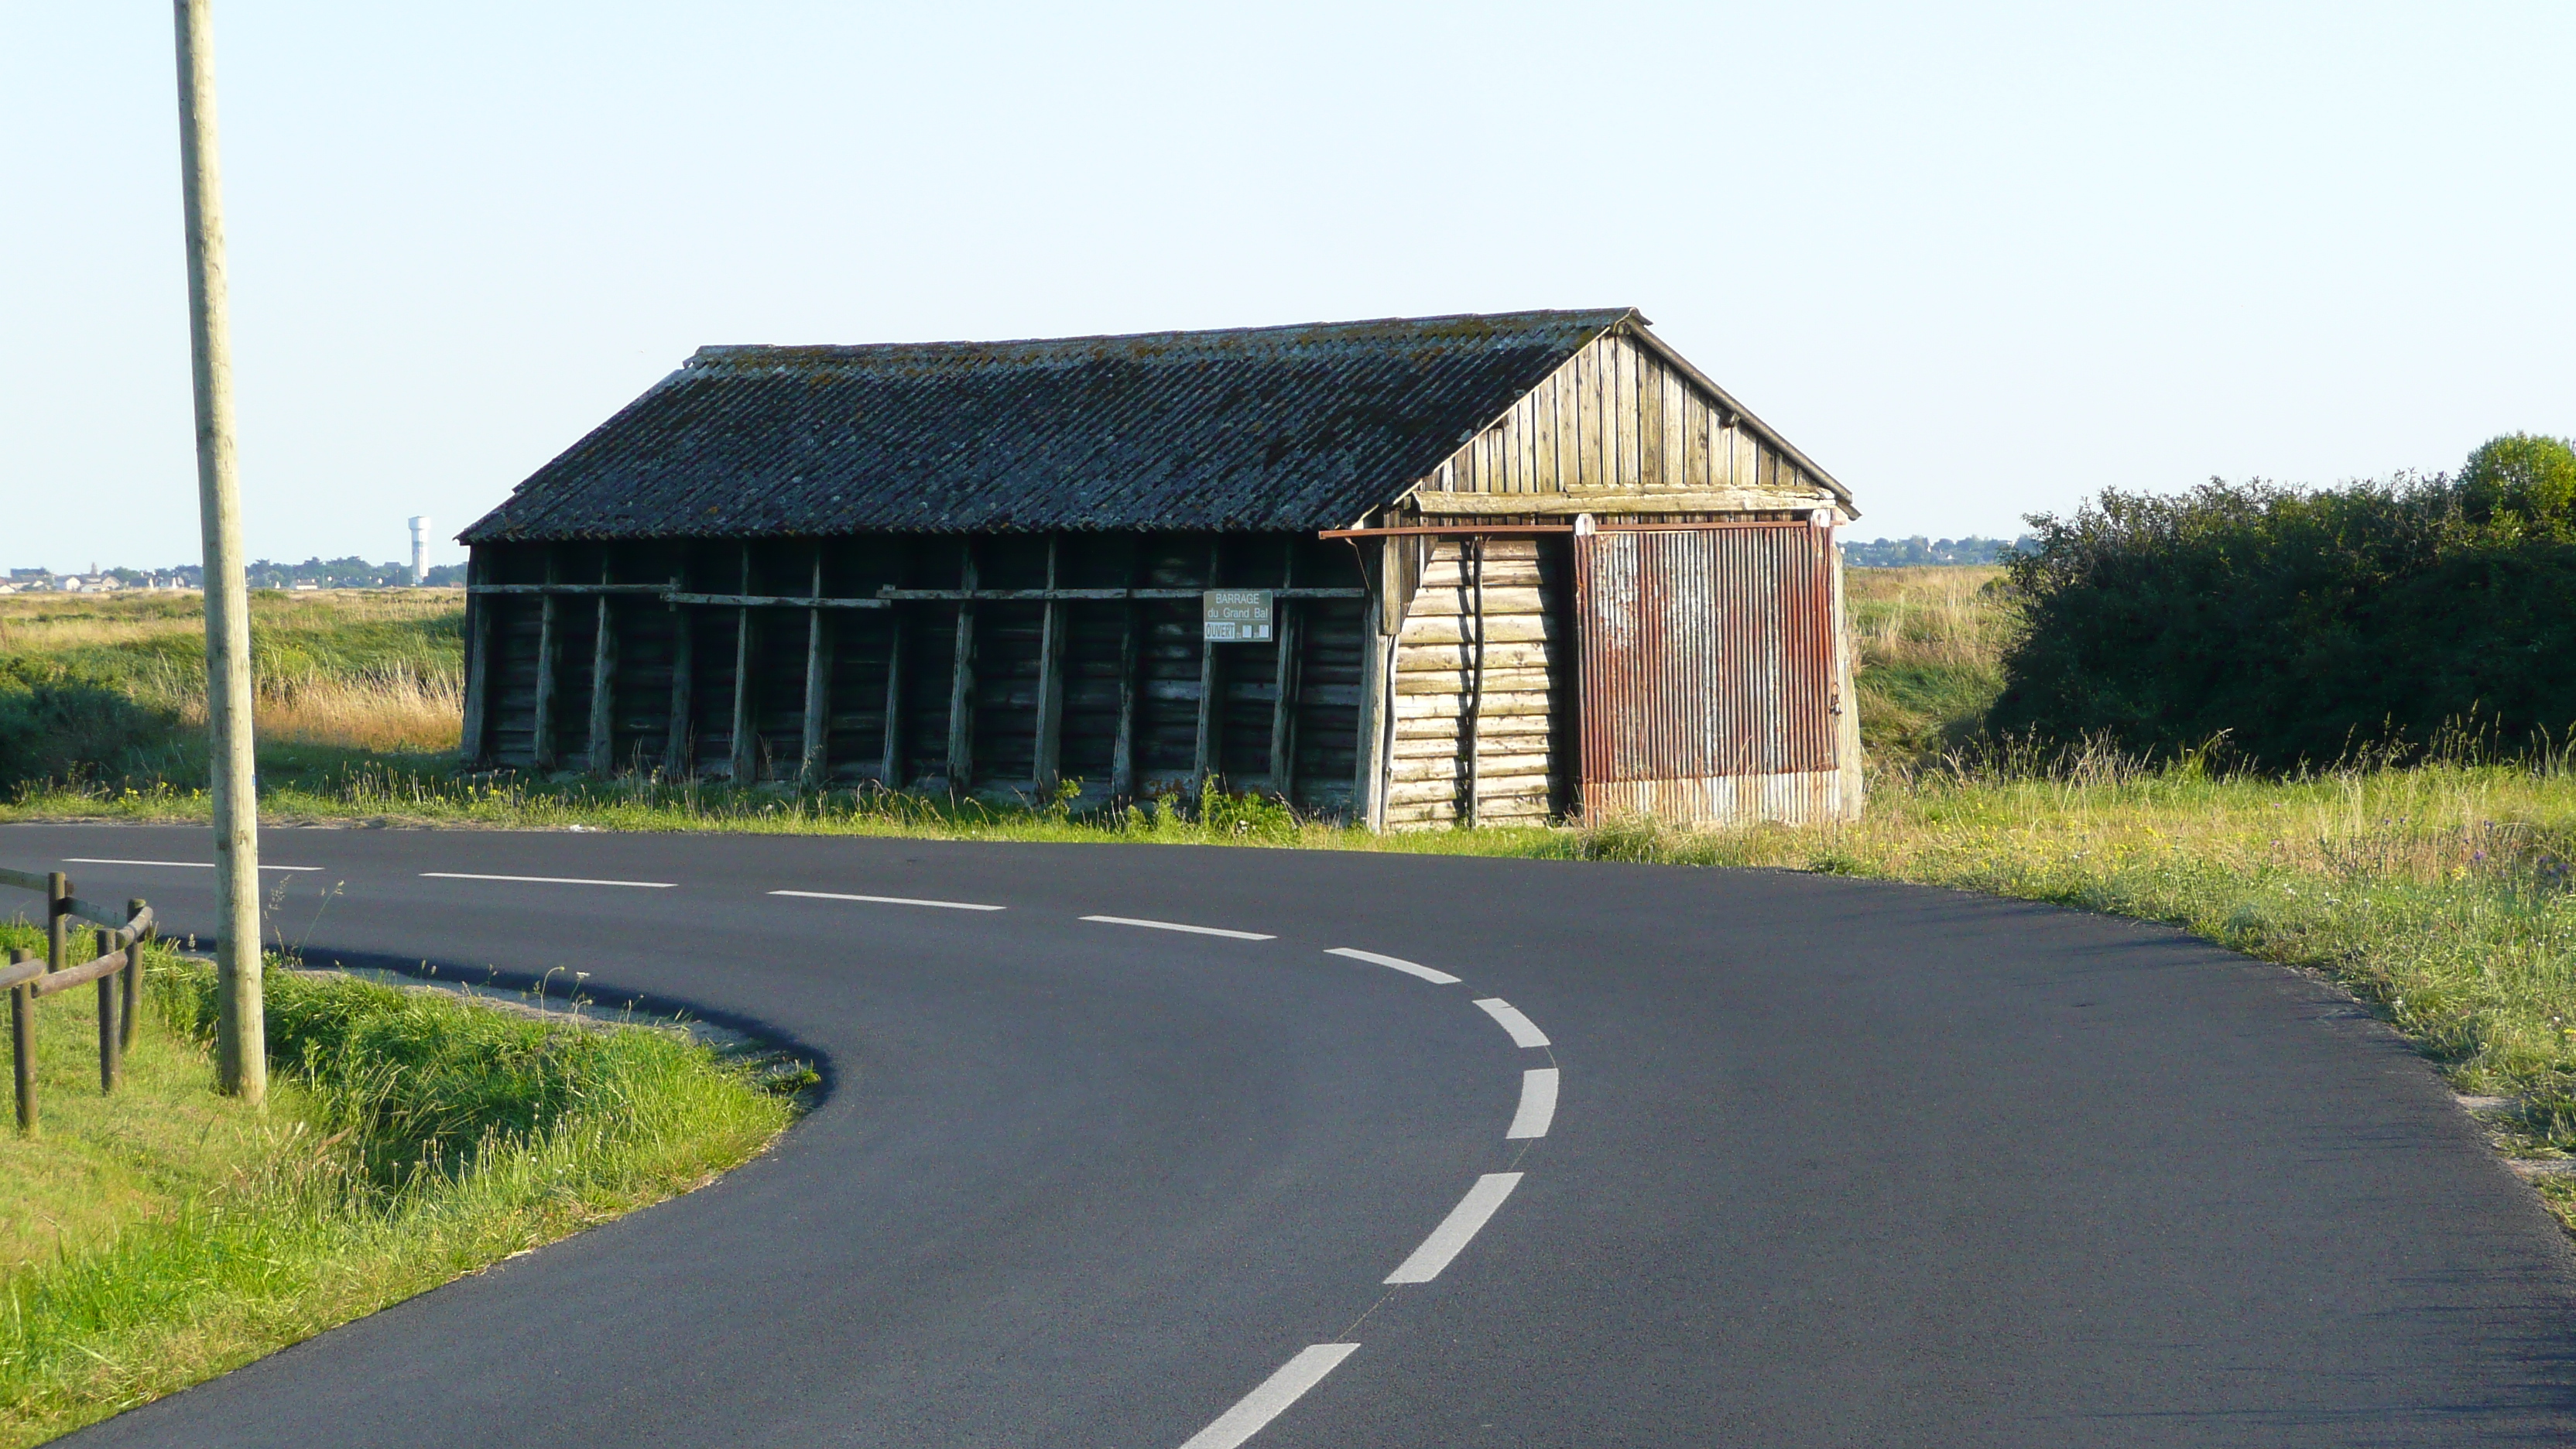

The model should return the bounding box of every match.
[408,516,428,587]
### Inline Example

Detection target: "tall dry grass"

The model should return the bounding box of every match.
[1847,564,2012,670]
[1842,564,2015,759]
[251,671,464,755]
[0,590,467,765]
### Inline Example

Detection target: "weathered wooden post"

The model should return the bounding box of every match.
[729,545,759,783]
[459,553,492,765]
[800,548,831,786]
[94,928,120,1093]
[587,560,618,775]
[1193,540,1224,793]
[878,610,906,788]
[944,542,979,793]
[46,872,68,975]
[176,0,266,1102]
[1110,544,1142,802]
[1033,535,1067,797]
[9,948,33,1132]
[1268,539,1300,798]
[531,547,562,770]
[122,899,148,1053]
[664,570,694,777]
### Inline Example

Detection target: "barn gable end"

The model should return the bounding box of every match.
[1396,318,1854,520]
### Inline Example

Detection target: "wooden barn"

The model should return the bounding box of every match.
[456,308,1863,828]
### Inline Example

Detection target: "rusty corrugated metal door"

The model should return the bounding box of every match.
[1574,523,1837,793]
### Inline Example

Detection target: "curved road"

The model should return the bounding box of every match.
[10,822,2576,1447]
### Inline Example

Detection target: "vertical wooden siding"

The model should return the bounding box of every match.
[468,533,1363,814]
[1416,329,1824,503]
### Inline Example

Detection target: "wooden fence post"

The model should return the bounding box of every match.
[46,872,68,975]
[122,898,147,1053]
[9,948,31,1133]
[94,928,118,1094]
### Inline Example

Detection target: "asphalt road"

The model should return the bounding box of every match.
[10,821,2576,1447]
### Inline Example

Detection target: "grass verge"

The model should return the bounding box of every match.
[13,575,2576,1240]
[0,924,795,1447]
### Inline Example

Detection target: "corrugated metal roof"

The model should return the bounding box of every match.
[461,309,1636,543]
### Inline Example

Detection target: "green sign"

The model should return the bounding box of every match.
[1202,589,1274,643]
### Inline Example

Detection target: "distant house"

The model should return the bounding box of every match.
[458,310,1864,827]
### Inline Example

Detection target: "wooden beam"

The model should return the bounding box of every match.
[530,546,561,769]
[1033,535,1067,796]
[728,545,758,783]
[879,608,906,787]
[1404,488,1828,516]
[664,592,889,609]
[585,559,617,774]
[874,586,1359,601]
[664,569,694,778]
[944,541,978,791]
[1192,538,1222,789]
[459,551,492,765]
[467,582,663,596]
[800,547,830,785]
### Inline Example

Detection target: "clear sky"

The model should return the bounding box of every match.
[4,2,2569,572]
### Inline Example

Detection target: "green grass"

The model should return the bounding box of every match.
[0,922,794,1447]
[1845,564,2016,759]
[15,571,2576,1251]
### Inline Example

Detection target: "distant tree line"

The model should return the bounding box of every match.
[1844,536,2033,567]
[36,558,466,589]
[1990,433,2576,769]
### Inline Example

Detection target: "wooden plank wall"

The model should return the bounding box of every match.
[1410,327,1834,509]
[1382,539,1565,828]
[466,533,1365,815]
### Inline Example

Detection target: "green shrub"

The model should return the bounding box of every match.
[2461,433,2576,537]
[0,662,182,792]
[1989,436,2576,769]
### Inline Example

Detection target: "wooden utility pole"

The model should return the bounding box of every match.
[173,0,265,1104]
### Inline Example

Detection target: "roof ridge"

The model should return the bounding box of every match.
[683,308,1634,369]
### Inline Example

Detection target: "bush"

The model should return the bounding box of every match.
[1989,437,2576,769]
[2460,433,2576,537]
[0,661,181,793]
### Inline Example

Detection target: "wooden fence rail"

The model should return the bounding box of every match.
[1,867,156,1132]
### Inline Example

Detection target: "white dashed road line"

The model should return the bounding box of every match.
[1472,997,1550,1048]
[1081,915,1275,941]
[770,890,1005,912]
[419,872,674,889]
[1506,1067,1560,1139]
[1175,1342,1361,1449]
[1324,947,1460,984]
[1385,1173,1524,1285]
[63,858,321,872]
